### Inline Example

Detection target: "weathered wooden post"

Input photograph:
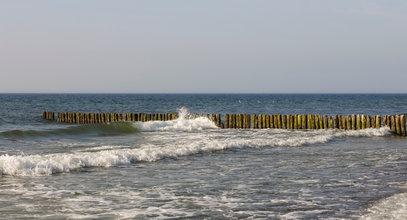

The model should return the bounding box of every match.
[318,115,323,129]
[224,114,229,128]
[323,115,328,129]
[375,115,381,129]
[366,115,371,128]
[286,115,291,129]
[395,115,401,135]
[385,115,391,127]
[390,115,396,133]
[261,114,268,128]
[301,114,307,129]
[257,115,262,129]
[272,115,276,128]
[236,114,240,129]
[247,114,251,128]
[328,116,333,129]
[361,115,366,129]
[251,114,256,129]
[350,115,355,130]
[281,115,286,129]
[355,115,360,130]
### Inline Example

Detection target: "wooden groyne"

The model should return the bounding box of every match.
[42,112,407,136]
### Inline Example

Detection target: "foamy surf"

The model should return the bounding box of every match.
[359,190,407,220]
[0,126,390,176]
[135,107,218,132]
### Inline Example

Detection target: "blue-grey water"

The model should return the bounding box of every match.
[0,94,406,219]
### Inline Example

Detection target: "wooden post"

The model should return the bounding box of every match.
[386,115,391,127]
[350,115,355,130]
[323,115,328,129]
[233,114,237,128]
[247,114,251,128]
[329,116,334,129]
[341,115,346,129]
[296,115,301,129]
[395,115,401,135]
[366,115,371,128]
[264,115,269,128]
[318,115,323,129]
[288,115,292,129]
[256,115,261,129]
[286,115,291,129]
[401,115,406,136]
[277,114,282,129]
[105,113,109,123]
[224,114,229,128]
[251,114,256,129]
[306,114,312,129]
[231,114,237,128]
[272,115,277,128]
[215,114,221,128]
[314,115,320,129]
[390,115,396,133]
[281,115,286,129]
[333,115,338,129]
[361,115,366,129]
[375,115,381,129]
[355,114,360,130]
[234,114,238,129]
[345,115,350,130]
[311,115,316,129]
[267,114,272,129]
[301,114,307,129]
[264,115,269,129]
[241,114,245,129]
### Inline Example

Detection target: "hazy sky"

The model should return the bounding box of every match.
[1,0,406,93]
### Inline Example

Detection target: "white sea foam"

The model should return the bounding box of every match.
[359,190,407,220]
[135,107,218,132]
[0,125,390,176]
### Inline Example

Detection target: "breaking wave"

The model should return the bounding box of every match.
[135,107,218,132]
[359,189,407,220]
[0,126,390,176]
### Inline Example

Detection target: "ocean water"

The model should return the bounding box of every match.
[0,94,406,219]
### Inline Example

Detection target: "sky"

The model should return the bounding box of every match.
[1,0,406,93]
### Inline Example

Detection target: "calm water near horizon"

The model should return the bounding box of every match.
[0,94,406,219]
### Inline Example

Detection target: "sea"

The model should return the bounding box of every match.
[0,94,406,219]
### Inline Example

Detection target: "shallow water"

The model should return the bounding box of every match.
[0,94,406,219]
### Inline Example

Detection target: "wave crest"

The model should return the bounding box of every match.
[136,107,218,132]
[0,127,390,176]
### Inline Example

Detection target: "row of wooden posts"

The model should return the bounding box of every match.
[42,112,406,136]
